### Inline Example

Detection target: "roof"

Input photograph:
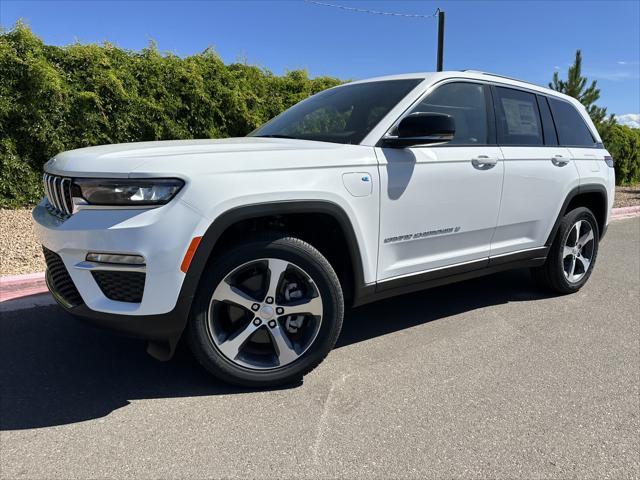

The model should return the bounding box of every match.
[346,70,578,104]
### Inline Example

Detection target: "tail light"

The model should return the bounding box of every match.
[604,155,614,168]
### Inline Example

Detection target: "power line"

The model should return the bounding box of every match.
[304,0,439,19]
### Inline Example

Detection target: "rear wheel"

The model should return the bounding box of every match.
[186,235,343,387]
[532,207,599,294]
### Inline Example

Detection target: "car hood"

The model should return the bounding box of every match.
[44,137,349,178]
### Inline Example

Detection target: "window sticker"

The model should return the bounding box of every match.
[501,98,539,136]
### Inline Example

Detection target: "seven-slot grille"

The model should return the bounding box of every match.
[43,173,74,217]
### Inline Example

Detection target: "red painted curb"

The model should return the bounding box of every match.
[0,272,47,302]
[611,205,640,219]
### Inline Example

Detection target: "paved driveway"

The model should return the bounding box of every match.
[1,218,638,479]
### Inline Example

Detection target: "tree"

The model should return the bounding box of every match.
[549,50,613,128]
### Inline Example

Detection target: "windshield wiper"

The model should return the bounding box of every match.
[253,134,298,139]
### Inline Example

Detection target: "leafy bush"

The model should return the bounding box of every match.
[604,124,640,185]
[1,24,638,207]
[0,23,342,207]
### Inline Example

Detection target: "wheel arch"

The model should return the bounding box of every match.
[545,184,608,246]
[178,200,367,311]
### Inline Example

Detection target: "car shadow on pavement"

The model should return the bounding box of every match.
[1,269,550,430]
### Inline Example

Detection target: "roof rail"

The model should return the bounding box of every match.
[461,70,541,87]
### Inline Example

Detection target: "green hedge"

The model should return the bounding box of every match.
[602,124,640,185]
[0,23,342,207]
[0,23,638,208]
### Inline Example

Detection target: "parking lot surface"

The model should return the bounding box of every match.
[1,218,638,479]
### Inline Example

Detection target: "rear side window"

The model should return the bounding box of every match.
[494,87,543,145]
[407,82,488,145]
[537,95,558,146]
[548,98,596,146]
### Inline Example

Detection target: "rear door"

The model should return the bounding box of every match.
[491,87,578,256]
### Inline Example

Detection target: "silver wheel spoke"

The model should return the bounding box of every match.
[563,245,574,259]
[572,220,582,244]
[265,258,289,301]
[212,281,257,312]
[281,295,323,317]
[568,255,577,281]
[578,229,594,246]
[576,254,591,273]
[269,324,298,365]
[218,322,259,360]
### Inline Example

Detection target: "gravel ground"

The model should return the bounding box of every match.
[615,184,640,208]
[0,209,45,276]
[1,185,639,277]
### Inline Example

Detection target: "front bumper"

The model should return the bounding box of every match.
[33,198,207,321]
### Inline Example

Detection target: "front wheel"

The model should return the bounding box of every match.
[531,207,600,294]
[186,236,344,387]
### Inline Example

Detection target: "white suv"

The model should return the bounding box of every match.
[33,71,615,386]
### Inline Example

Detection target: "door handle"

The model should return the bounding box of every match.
[471,155,498,169]
[551,155,570,167]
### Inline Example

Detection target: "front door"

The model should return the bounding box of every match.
[376,81,504,282]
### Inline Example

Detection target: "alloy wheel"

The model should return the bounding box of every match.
[206,258,323,370]
[562,219,595,283]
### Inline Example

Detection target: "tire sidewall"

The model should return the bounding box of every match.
[188,236,343,387]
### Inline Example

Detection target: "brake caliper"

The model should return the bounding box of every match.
[284,282,304,333]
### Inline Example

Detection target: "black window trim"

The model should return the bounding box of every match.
[377,76,604,149]
[536,94,559,146]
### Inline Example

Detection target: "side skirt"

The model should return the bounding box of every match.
[353,247,548,307]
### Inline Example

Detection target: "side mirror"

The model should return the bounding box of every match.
[381,112,455,148]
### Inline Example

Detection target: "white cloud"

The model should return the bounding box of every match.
[615,113,640,129]
[586,70,640,81]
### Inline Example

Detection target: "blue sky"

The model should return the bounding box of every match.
[2,0,639,119]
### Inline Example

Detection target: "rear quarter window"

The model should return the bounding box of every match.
[548,98,596,147]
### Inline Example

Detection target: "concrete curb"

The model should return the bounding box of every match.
[1,206,639,308]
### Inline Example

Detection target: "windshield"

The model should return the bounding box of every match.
[250,79,422,145]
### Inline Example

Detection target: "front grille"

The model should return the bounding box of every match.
[43,173,74,218]
[91,271,146,303]
[43,247,83,307]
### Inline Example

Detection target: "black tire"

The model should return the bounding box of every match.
[531,207,600,294]
[186,235,344,388]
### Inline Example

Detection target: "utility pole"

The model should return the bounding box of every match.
[436,9,445,71]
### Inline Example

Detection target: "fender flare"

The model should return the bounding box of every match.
[176,200,367,313]
[545,184,608,246]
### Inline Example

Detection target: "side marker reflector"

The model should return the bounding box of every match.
[181,236,202,273]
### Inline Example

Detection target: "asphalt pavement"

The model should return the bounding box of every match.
[1,218,638,479]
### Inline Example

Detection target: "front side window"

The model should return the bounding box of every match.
[494,87,543,146]
[548,98,596,147]
[404,82,488,145]
[250,79,422,145]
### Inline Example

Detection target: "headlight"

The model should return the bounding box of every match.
[73,178,184,206]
